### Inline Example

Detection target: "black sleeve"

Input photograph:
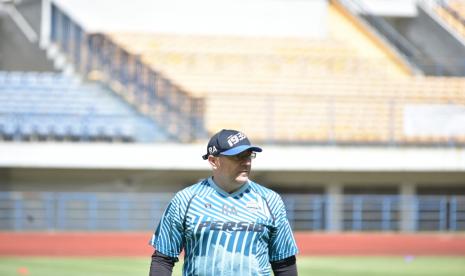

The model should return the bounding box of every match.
[149,250,176,276]
[271,255,298,276]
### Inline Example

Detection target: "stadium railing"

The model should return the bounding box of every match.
[1,191,464,232]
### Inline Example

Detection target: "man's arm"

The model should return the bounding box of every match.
[149,192,191,275]
[271,255,297,276]
[149,251,176,276]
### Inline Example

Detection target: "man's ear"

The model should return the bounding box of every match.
[208,155,218,169]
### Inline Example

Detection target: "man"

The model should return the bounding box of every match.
[149,129,298,276]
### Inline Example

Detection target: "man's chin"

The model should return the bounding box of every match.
[235,173,249,184]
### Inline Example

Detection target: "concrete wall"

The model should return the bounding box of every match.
[2,167,465,194]
[0,0,54,71]
[0,168,199,193]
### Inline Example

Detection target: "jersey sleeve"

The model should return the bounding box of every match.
[267,193,299,262]
[149,192,188,259]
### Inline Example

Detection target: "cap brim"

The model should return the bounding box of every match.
[220,145,262,156]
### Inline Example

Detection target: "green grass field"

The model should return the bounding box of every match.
[0,256,464,276]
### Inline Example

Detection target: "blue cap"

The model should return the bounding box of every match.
[202,129,262,160]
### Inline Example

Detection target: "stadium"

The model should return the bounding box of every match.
[0,0,465,275]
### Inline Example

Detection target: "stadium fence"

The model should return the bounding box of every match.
[1,191,464,232]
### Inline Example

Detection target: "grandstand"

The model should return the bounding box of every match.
[46,0,465,144]
[0,0,465,238]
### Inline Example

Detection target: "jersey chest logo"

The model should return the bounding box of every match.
[246,200,261,213]
[221,204,237,215]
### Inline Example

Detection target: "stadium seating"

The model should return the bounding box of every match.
[105,4,456,144]
[0,71,169,142]
[107,4,409,80]
[194,76,465,144]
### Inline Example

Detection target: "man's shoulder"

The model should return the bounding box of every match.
[248,181,286,216]
[248,180,281,200]
[174,178,210,199]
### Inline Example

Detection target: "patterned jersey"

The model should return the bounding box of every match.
[150,177,298,276]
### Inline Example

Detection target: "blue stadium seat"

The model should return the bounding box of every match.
[0,71,169,142]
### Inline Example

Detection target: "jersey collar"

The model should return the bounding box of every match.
[207,176,250,197]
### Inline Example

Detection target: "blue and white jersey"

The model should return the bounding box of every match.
[150,177,298,276]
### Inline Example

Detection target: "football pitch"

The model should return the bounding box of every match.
[0,256,464,276]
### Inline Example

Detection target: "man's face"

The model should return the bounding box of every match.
[216,150,256,185]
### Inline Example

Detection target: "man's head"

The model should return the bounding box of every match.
[203,129,262,190]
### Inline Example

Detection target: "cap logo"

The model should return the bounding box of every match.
[227,132,246,147]
[208,146,218,154]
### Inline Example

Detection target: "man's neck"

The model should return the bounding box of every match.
[212,176,246,194]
